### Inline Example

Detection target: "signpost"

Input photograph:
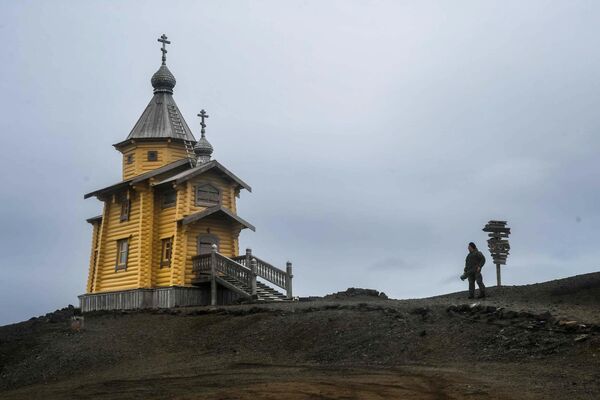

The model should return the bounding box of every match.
[482,220,511,286]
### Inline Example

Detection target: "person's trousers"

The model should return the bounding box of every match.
[468,271,485,297]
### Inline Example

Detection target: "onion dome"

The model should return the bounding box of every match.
[194,135,213,163]
[151,65,176,94]
[114,34,197,149]
[194,109,213,164]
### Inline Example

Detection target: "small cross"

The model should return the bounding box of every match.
[157,34,171,65]
[198,109,209,136]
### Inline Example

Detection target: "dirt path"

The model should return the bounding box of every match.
[0,363,549,400]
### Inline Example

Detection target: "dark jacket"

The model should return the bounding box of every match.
[465,250,485,274]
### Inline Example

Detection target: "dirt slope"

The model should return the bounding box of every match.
[0,272,599,399]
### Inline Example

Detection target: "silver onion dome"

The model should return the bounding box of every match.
[151,64,176,94]
[194,109,213,163]
[194,135,213,163]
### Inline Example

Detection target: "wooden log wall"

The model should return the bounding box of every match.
[120,142,189,180]
[94,191,141,292]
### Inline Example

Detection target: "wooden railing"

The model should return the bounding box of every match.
[193,254,211,273]
[234,249,293,299]
[215,253,252,288]
[193,253,252,288]
[192,246,294,305]
[255,257,287,288]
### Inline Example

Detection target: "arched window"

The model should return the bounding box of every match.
[197,234,220,255]
[195,183,220,206]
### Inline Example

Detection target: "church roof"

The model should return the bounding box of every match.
[181,206,256,231]
[84,158,190,199]
[114,38,196,149]
[113,93,196,149]
[154,159,252,192]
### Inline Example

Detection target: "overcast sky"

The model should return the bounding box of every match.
[1,1,599,325]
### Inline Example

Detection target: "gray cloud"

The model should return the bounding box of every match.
[1,1,600,325]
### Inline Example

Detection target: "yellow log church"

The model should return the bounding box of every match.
[80,35,292,311]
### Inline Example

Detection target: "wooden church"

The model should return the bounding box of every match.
[79,35,293,311]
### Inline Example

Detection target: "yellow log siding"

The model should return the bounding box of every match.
[137,187,154,288]
[188,171,237,214]
[91,204,109,292]
[120,142,189,180]
[171,225,188,286]
[86,160,248,293]
[86,221,101,293]
[183,215,240,285]
[94,192,142,292]
[152,191,178,287]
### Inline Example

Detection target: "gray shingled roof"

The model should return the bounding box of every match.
[153,159,252,192]
[115,92,196,146]
[181,206,256,231]
[84,158,191,199]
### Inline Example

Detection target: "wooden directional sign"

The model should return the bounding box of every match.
[483,220,511,286]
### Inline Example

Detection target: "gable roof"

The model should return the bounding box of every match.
[181,206,256,231]
[154,159,251,192]
[113,93,196,149]
[84,158,191,199]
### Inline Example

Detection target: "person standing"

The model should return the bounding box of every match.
[462,242,486,299]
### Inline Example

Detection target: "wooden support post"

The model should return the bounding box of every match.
[286,261,293,299]
[496,263,501,287]
[210,244,217,306]
[250,258,257,298]
[246,248,252,268]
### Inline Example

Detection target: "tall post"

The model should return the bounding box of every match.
[496,263,501,287]
[286,261,293,299]
[210,244,217,306]
[245,248,252,268]
[483,220,510,289]
[250,258,258,299]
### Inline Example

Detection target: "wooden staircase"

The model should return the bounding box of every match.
[218,276,288,302]
[192,249,294,304]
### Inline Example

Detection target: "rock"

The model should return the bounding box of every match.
[457,304,471,312]
[557,320,580,332]
[324,288,386,299]
[557,320,578,327]
[484,306,497,314]
[574,334,589,343]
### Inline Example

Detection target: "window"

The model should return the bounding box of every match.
[115,239,129,270]
[197,234,219,255]
[161,238,173,267]
[147,151,158,161]
[126,154,134,164]
[195,184,220,206]
[120,198,130,222]
[162,190,176,208]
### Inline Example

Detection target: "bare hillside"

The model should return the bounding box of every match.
[1,273,599,399]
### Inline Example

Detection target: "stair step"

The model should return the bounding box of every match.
[218,276,289,301]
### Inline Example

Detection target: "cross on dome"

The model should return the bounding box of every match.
[198,109,209,136]
[194,109,214,163]
[157,34,171,65]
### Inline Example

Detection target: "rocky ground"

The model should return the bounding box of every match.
[0,272,599,399]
